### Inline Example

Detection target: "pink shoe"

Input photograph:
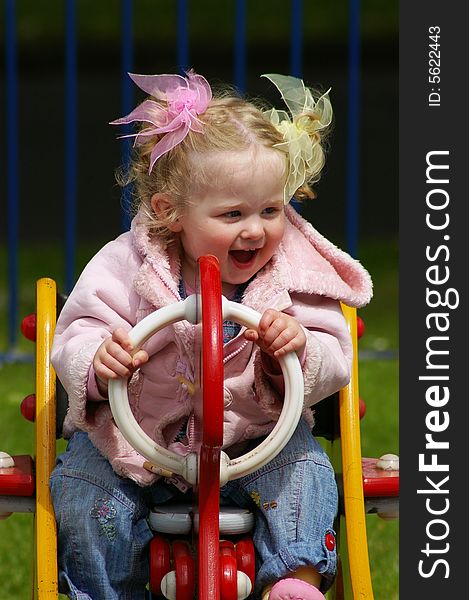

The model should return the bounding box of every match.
[269,578,326,600]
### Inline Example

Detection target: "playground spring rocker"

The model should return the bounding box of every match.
[0,255,399,599]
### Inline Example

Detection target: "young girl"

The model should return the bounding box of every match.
[50,70,372,600]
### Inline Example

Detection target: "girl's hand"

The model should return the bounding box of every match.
[244,309,306,359]
[93,328,149,395]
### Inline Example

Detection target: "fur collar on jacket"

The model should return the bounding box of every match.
[130,205,372,310]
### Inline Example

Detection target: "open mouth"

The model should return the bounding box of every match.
[229,249,258,265]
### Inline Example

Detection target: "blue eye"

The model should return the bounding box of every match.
[224,210,241,218]
[262,207,278,215]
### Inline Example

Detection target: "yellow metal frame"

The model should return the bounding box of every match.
[338,304,374,599]
[35,278,59,598]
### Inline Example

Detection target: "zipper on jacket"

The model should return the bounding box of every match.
[171,413,196,452]
[187,413,196,452]
[162,273,180,299]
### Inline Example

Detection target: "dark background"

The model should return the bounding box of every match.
[0,0,397,249]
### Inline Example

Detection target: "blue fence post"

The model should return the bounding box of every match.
[121,0,134,232]
[290,0,303,78]
[65,0,77,293]
[289,0,303,213]
[345,0,361,258]
[233,0,246,94]
[177,0,189,73]
[5,0,19,350]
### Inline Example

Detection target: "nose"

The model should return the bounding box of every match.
[240,215,264,241]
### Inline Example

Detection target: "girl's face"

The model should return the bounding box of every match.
[174,146,286,295]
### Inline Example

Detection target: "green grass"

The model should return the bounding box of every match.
[0,238,398,598]
[0,241,105,355]
[358,237,399,353]
[356,237,399,599]
[360,360,399,600]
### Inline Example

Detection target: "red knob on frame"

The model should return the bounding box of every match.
[356,316,365,340]
[21,314,37,342]
[20,394,36,423]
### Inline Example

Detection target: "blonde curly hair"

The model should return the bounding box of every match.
[117,85,331,242]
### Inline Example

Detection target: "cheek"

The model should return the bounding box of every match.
[179,234,203,261]
[270,220,286,245]
[204,228,234,250]
[182,230,229,259]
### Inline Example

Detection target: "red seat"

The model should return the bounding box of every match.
[0,455,35,497]
[362,457,399,498]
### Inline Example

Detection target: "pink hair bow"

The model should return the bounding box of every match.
[110,70,212,173]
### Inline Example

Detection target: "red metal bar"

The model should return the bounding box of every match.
[361,457,399,498]
[0,455,35,496]
[197,255,224,600]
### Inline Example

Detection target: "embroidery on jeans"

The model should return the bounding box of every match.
[249,491,278,511]
[250,491,261,507]
[90,498,117,541]
[262,501,278,510]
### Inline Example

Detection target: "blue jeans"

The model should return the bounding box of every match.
[50,420,338,599]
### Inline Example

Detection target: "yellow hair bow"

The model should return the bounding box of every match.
[262,74,333,204]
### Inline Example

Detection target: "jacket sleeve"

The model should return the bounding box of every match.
[51,235,143,432]
[253,293,352,420]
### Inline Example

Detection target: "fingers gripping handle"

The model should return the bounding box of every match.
[108,296,199,484]
[108,295,304,486]
[219,298,304,486]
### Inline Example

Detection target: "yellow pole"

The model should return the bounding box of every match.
[35,278,58,598]
[339,304,374,599]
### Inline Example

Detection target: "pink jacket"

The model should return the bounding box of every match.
[51,206,372,485]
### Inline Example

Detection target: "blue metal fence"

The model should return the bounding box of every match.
[2,0,362,359]
[5,0,19,351]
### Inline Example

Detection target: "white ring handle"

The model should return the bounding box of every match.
[108,295,304,486]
